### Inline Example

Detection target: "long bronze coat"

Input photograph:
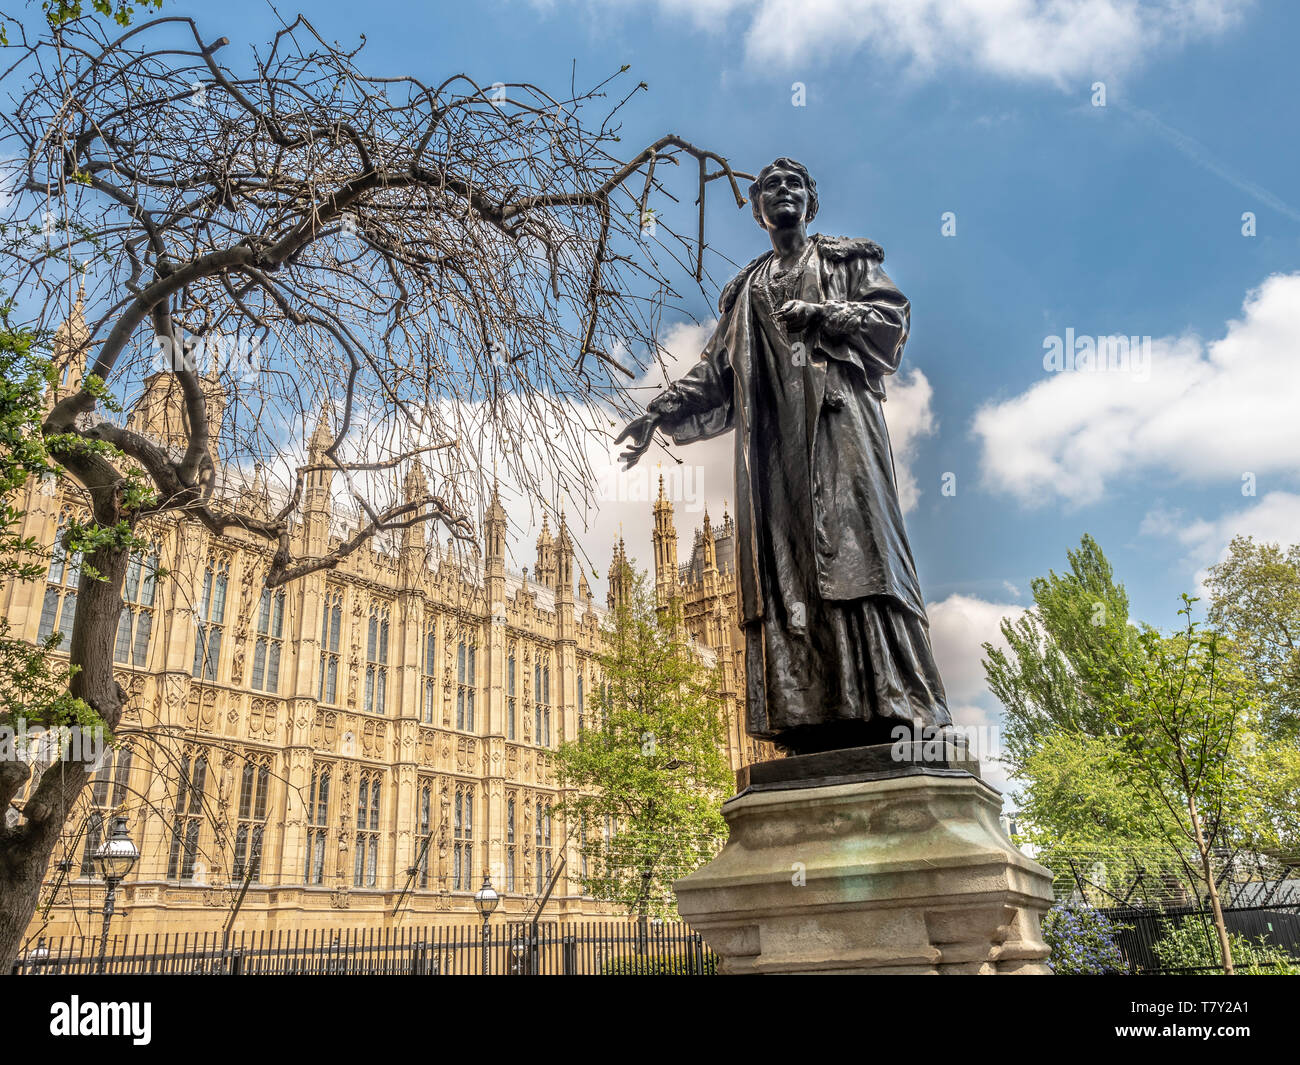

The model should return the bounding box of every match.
[651,233,927,625]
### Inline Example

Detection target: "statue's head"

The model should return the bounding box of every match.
[749,157,818,231]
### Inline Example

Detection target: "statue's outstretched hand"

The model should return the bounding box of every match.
[614,413,660,470]
[775,299,825,331]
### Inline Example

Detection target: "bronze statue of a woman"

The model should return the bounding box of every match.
[617,158,951,756]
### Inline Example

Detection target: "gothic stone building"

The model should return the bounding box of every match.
[6,305,760,939]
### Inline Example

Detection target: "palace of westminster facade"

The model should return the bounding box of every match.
[5,305,761,938]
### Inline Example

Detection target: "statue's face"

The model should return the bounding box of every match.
[757,166,809,230]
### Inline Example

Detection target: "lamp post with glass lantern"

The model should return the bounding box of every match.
[93,817,139,974]
[473,872,499,975]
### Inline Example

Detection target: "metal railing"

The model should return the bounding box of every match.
[12,919,716,976]
[1096,902,1300,974]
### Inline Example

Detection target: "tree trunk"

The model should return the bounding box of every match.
[1188,792,1234,975]
[0,536,129,970]
[636,868,652,956]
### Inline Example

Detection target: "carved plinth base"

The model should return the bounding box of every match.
[674,770,1054,975]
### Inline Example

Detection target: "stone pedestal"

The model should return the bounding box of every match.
[674,756,1054,974]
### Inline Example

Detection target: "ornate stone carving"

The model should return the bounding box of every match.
[312,710,337,750]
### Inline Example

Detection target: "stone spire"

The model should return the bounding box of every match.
[484,481,507,562]
[303,404,335,515]
[700,507,719,600]
[401,461,429,552]
[50,290,89,402]
[535,513,557,588]
[555,511,574,598]
[652,473,680,612]
[607,536,631,611]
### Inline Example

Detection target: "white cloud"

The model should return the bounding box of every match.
[884,368,935,513]
[974,272,1300,506]
[928,593,1024,705]
[580,0,1246,86]
[927,593,1027,795]
[1140,490,1300,590]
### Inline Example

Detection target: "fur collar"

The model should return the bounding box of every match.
[717,234,884,313]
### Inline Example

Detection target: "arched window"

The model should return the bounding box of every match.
[191,556,230,681]
[318,588,343,704]
[114,544,158,666]
[534,801,552,895]
[304,764,331,885]
[79,745,134,877]
[364,601,391,713]
[421,617,437,724]
[534,656,552,747]
[506,647,517,742]
[167,748,208,880]
[233,755,272,881]
[417,780,434,889]
[506,796,517,892]
[251,586,286,692]
[38,509,81,648]
[453,786,474,890]
[353,770,382,887]
[456,640,476,731]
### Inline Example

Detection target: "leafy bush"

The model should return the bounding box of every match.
[1151,916,1300,974]
[600,953,717,975]
[1043,905,1128,974]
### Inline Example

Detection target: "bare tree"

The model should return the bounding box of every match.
[0,11,749,965]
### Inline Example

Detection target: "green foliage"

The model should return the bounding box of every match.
[1206,536,1300,741]
[1041,906,1128,974]
[1151,915,1300,975]
[42,1,164,30]
[1016,731,1183,901]
[0,318,99,734]
[983,536,1177,861]
[983,534,1134,778]
[3,2,166,69]
[601,951,717,975]
[987,535,1300,904]
[1100,596,1259,876]
[0,317,62,583]
[0,623,101,734]
[554,566,733,920]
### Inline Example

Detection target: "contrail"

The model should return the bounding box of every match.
[1114,98,1300,224]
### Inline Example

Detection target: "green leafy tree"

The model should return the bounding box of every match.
[0,317,97,769]
[1096,597,1258,974]
[1016,731,1182,903]
[1206,536,1300,741]
[986,537,1300,915]
[554,564,732,926]
[983,534,1135,779]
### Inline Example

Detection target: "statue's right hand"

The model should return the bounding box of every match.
[614,413,660,470]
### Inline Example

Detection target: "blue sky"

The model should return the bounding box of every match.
[29,0,1300,786]
[191,0,1299,597]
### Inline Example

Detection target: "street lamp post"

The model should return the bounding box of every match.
[93,817,139,975]
[473,872,499,976]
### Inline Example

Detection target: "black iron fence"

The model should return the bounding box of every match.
[1097,903,1300,974]
[12,919,716,976]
